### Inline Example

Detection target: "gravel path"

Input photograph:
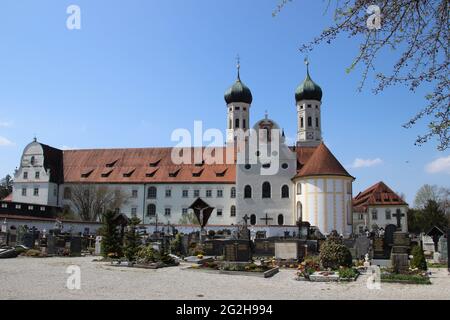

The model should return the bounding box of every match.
[1,257,449,300]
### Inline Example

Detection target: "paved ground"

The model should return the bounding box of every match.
[1,257,449,300]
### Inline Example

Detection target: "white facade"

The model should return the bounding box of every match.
[353,205,409,234]
[297,99,322,147]
[294,176,353,236]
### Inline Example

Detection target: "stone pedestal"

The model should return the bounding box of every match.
[391,232,410,273]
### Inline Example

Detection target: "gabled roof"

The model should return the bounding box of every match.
[353,181,408,211]
[1,193,13,202]
[294,142,353,179]
[63,147,236,184]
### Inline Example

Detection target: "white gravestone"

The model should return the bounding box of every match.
[275,242,298,260]
[94,236,102,256]
[438,236,448,262]
[422,235,435,253]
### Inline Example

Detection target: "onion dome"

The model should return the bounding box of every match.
[295,60,323,102]
[224,62,253,104]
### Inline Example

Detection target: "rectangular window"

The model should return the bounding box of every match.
[22,188,27,196]
[1,203,7,208]
[206,190,212,198]
[182,208,188,215]
[308,117,312,127]
[33,188,39,196]
[131,190,138,198]
[23,172,28,179]
[194,190,200,198]
[182,190,189,198]
[300,117,304,128]
[385,211,391,220]
[165,208,171,216]
[372,211,378,220]
[28,205,34,210]
[358,214,364,220]
[40,207,45,212]
[35,172,40,179]
[217,209,223,216]
[316,118,319,127]
[165,189,172,198]
[217,190,223,198]
[131,207,137,216]
[307,104,312,108]
[16,204,21,209]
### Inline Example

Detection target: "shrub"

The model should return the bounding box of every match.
[100,210,123,259]
[123,217,142,262]
[338,267,358,279]
[319,238,353,270]
[410,246,428,271]
[169,233,183,256]
[136,246,160,263]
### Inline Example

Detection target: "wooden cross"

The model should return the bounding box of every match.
[260,214,273,226]
[393,210,405,230]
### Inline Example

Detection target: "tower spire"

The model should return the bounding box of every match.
[236,54,241,81]
[304,57,310,77]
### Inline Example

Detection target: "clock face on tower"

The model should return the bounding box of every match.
[307,132,314,139]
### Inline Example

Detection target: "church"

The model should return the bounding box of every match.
[9,61,359,236]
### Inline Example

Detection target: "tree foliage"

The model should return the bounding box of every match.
[274,0,449,150]
[408,200,448,234]
[0,175,13,199]
[100,210,123,258]
[319,232,353,270]
[68,185,129,221]
[410,245,428,271]
[123,216,142,262]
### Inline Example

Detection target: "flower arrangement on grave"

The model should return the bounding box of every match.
[338,267,358,280]
[297,256,321,279]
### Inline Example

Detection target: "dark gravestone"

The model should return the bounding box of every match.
[373,237,388,259]
[224,240,251,262]
[355,237,370,259]
[254,239,275,257]
[305,240,318,254]
[21,233,34,248]
[384,224,397,247]
[391,232,411,273]
[47,235,56,255]
[203,240,226,256]
[70,237,82,257]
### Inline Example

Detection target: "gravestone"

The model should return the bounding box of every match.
[438,236,447,263]
[8,228,17,247]
[305,240,318,254]
[384,225,396,247]
[47,235,56,255]
[254,239,275,257]
[70,237,82,257]
[422,235,435,254]
[21,233,34,248]
[391,232,411,273]
[203,239,226,256]
[224,240,251,262]
[275,240,305,260]
[354,237,370,259]
[373,237,389,259]
[94,236,102,256]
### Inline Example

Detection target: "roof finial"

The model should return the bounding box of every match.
[304,56,310,76]
[33,135,37,142]
[236,54,241,81]
[264,110,268,119]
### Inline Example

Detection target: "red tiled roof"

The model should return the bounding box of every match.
[353,181,408,211]
[295,142,353,178]
[63,147,236,184]
[1,193,13,202]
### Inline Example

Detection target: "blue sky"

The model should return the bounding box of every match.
[0,0,448,204]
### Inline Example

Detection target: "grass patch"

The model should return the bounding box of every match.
[381,273,431,285]
[428,263,448,269]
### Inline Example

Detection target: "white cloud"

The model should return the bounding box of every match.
[426,155,450,175]
[0,136,14,146]
[0,121,13,128]
[351,158,383,168]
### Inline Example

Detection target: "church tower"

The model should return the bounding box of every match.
[295,60,323,147]
[224,58,253,143]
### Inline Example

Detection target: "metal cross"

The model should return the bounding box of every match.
[260,214,274,226]
[393,210,405,230]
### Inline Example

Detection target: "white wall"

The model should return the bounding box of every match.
[294,176,353,236]
[353,205,408,233]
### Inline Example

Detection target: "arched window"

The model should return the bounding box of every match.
[230,187,236,199]
[229,119,232,129]
[147,204,156,217]
[147,187,157,199]
[250,214,257,225]
[243,119,246,129]
[308,117,312,127]
[297,201,303,222]
[63,187,72,200]
[244,185,252,199]
[262,182,271,199]
[316,117,319,127]
[30,156,35,166]
[300,117,304,128]
[230,205,236,217]
[235,118,240,128]
[281,185,289,198]
[278,214,284,226]
[297,183,302,195]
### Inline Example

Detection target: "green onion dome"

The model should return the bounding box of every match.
[295,64,323,102]
[224,69,253,104]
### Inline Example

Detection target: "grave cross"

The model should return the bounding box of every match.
[260,214,273,226]
[393,210,405,230]
[243,214,250,226]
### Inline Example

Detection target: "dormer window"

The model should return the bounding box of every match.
[101,170,113,178]
[215,169,227,177]
[81,169,94,178]
[193,169,204,177]
[149,160,161,167]
[123,169,135,178]
[106,160,118,168]
[169,169,180,177]
[146,168,158,178]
